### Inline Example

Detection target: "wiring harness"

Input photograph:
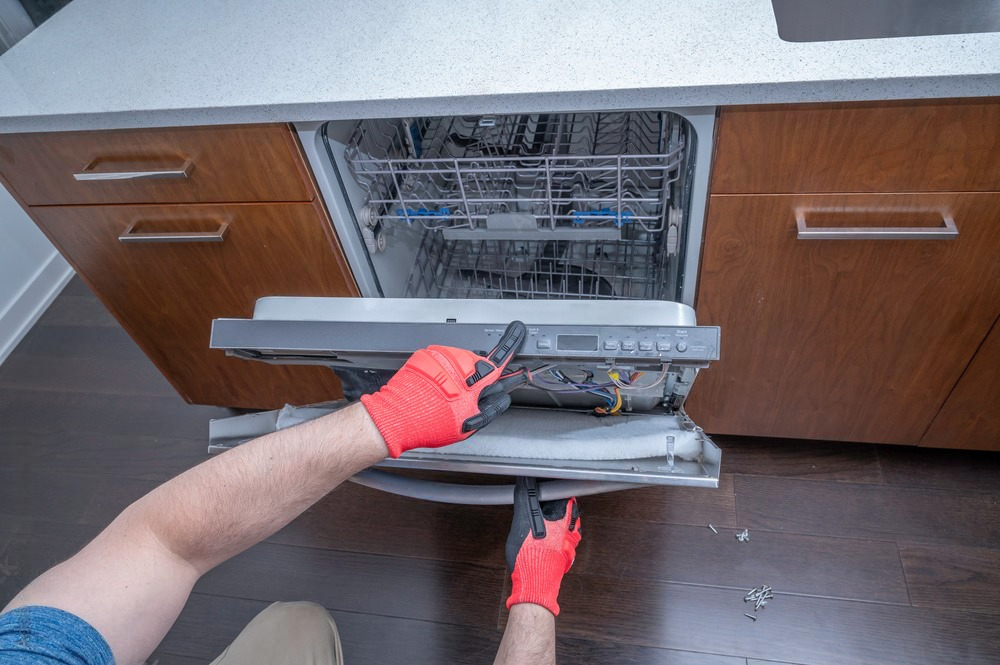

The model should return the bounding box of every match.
[515,362,669,415]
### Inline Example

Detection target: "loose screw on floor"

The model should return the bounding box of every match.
[743,585,774,621]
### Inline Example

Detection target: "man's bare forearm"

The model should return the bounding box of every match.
[135,401,388,573]
[494,603,556,665]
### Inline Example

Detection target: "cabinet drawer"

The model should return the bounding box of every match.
[688,192,1000,444]
[30,202,359,408]
[713,99,1000,194]
[0,124,314,206]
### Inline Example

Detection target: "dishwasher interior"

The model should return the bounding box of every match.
[299,108,714,307]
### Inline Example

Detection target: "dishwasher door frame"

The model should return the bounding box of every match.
[295,106,716,308]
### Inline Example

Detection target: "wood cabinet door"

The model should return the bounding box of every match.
[687,193,1000,445]
[31,202,359,409]
[921,315,1000,450]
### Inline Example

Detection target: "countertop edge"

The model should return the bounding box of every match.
[1,73,998,134]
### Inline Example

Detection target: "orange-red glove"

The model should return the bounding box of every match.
[505,478,582,616]
[360,321,527,458]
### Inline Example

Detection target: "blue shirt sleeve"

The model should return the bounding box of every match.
[0,606,113,664]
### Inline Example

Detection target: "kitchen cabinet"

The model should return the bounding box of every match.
[921,316,1000,451]
[0,123,359,409]
[688,192,1000,445]
[688,99,1000,447]
[29,202,356,407]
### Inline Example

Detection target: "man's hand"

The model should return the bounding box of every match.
[361,320,527,458]
[505,478,582,617]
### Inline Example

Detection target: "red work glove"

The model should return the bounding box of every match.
[360,321,527,458]
[505,477,582,616]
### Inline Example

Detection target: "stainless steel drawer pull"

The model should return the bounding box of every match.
[796,213,958,240]
[118,220,229,244]
[74,158,194,181]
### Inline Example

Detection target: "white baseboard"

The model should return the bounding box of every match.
[0,252,73,366]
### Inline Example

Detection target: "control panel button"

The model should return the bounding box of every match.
[621,341,636,351]
[656,341,671,352]
[603,340,619,351]
[638,341,654,351]
[675,341,688,353]
[536,339,552,350]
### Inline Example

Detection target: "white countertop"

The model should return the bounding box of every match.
[1,0,999,133]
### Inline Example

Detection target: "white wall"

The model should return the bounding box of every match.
[0,185,73,364]
[0,0,34,54]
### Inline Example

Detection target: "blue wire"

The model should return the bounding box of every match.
[533,368,616,405]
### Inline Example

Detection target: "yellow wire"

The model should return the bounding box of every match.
[595,387,623,415]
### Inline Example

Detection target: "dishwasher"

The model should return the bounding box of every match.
[209,108,720,504]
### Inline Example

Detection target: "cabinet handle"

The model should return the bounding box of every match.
[796,212,958,240]
[74,158,194,181]
[119,219,229,244]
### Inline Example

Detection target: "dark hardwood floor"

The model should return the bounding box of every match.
[1,277,999,664]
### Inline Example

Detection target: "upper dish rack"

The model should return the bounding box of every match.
[344,112,686,240]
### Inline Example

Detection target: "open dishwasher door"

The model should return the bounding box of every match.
[209,298,721,502]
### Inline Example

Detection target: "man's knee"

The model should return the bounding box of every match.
[210,601,339,665]
[258,601,333,632]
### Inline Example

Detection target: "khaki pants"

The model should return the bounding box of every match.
[210,601,343,665]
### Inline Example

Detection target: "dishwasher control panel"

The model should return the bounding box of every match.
[521,325,720,363]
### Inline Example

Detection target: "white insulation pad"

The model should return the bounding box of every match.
[409,408,702,462]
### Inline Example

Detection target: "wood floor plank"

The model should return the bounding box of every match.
[735,475,1000,548]
[267,481,509,567]
[556,637,745,664]
[579,474,737,528]
[554,574,1000,665]
[12,323,145,361]
[900,542,1000,611]
[0,388,231,440]
[715,435,883,483]
[0,468,108,524]
[1,323,174,398]
[575,517,909,604]
[0,352,177,397]
[0,428,205,482]
[328,610,501,665]
[878,445,1000,492]
[195,540,504,628]
[35,294,118,327]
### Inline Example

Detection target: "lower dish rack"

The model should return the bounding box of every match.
[405,227,671,300]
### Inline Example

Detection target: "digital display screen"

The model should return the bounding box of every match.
[557,334,599,352]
